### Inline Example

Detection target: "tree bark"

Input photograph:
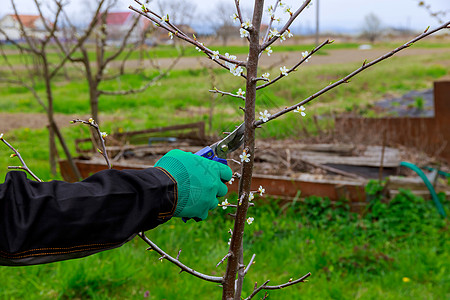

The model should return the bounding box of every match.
[222,1,264,299]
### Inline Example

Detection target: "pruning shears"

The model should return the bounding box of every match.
[194,122,245,165]
[182,123,245,223]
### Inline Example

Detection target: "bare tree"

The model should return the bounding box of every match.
[361,13,383,43]
[129,0,449,299]
[418,1,449,24]
[212,2,240,46]
[0,0,105,178]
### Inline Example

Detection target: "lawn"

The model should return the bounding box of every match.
[0,189,448,299]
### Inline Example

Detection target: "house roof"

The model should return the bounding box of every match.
[100,12,132,25]
[9,15,40,29]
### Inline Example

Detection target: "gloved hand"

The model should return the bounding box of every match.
[155,149,233,220]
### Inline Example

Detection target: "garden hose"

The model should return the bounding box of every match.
[399,161,446,218]
[423,166,450,178]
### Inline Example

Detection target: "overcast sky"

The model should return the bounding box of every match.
[1,0,448,33]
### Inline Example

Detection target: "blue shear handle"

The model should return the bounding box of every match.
[195,146,228,165]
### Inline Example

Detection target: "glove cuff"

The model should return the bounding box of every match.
[154,156,190,217]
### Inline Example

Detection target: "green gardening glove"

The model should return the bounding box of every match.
[155,149,233,220]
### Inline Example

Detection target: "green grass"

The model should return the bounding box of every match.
[0,190,448,299]
[2,40,449,66]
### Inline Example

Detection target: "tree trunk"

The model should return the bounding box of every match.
[222,1,264,299]
[43,55,82,181]
[42,57,57,176]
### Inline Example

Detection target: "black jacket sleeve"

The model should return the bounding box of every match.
[0,167,177,266]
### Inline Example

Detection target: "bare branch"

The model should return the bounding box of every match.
[209,89,245,100]
[71,119,111,169]
[138,232,223,283]
[0,134,42,182]
[245,280,270,300]
[254,21,450,127]
[9,0,40,54]
[129,3,247,68]
[50,0,107,78]
[216,252,232,267]
[257,39,331,90]
[261,0,312,52]
[99,54,181,96]
[243,254,256,275]
[263,272,311,290]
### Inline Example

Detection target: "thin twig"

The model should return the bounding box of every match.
[0,134,42,182]
[138,232,223,283]
[254,21,450,127]
[260,0,312,52]
[130,2,247,68]
[257,39,331,90]
[261,0,282,44]
[216,252,232,267]
[71,119,111,169]
[243,254,256,275]
[263,272,311,290]
[209,89,245,100]
[245,272,311,300]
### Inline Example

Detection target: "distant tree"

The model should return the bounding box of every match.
[212,2,239,46]
[361,13,383,43]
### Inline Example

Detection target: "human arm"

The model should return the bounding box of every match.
[0,167,177,266]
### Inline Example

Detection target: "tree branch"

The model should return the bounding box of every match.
[209,89,245,100]
[260,0,312,52]
[257,39,331,90]
[138,232,224,283]
[0,134,42,182]
[99,53,182,96]
[71,119,111,169]
[130,2,247,68]
[254,21,450,127]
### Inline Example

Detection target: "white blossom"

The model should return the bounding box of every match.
[246,217,254,225]
[268,29,279,39]
[230,65,244,76]
[88,118,95,124]
[228,238,232,245]
[259,110,271,122]
[262,72,270,80]
[0,133,3,139]
[249,192,254,201]
[195,42,204,52]
[221,199,229,210]
[212,50,220,60]
[294,105,306,117]
[265,46,273,56]
[280,66,289,76]
[100,132,108,138]
[302,51,310,62]
[258,185,265,196]
[240,28,249,38]
[236,88,245,97]
[168,32,173,39]
[231,13,239,22]
[240,150,250,163]
[242,19,253,29]
[224,52,237,60]
[228,177,235,185]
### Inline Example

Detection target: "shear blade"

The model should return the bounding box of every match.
[213,123,245,159]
